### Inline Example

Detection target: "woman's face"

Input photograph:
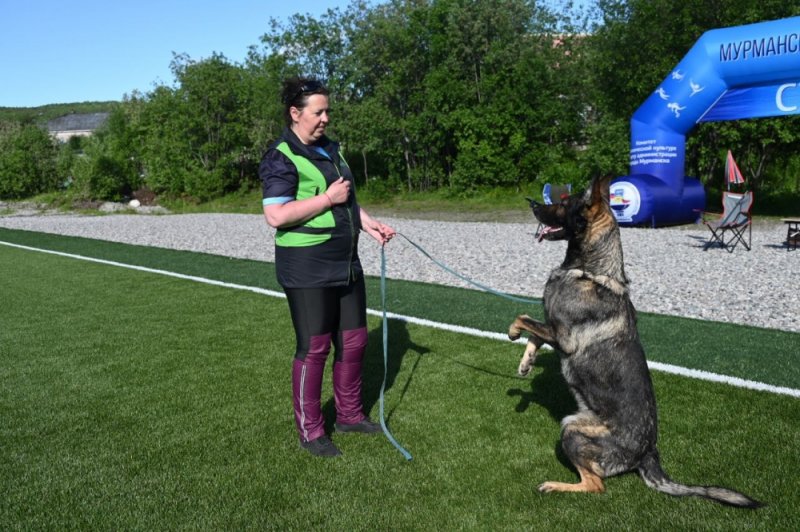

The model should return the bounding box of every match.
[290,94,330,145]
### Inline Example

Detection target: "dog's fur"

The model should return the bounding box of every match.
[508,175,761,508]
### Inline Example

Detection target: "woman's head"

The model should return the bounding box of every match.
[282,77,330,144]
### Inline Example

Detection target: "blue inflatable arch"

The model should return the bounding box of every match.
[611,16,800,226]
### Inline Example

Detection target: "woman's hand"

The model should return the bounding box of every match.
[360,209,396,244]
[325,177,350,205]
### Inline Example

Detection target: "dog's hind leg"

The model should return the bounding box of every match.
[538,414,610,494]
[538,466,605,494]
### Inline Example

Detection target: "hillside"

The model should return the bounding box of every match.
[0,101,118,125]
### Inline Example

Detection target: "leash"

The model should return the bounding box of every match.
[377,232,541,461]
[395,232,541,305]
[379,242,413,460]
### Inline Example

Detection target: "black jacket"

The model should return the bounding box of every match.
[260,128,363,288]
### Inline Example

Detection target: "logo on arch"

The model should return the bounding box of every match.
[610,181,641,223]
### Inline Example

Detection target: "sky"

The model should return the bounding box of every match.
[0,0,351,108]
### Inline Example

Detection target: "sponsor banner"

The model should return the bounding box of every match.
[699,82,800,122]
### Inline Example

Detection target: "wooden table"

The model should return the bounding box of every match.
[782,218,800,250]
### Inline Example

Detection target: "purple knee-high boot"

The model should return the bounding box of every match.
[292,333,332,443]
[333,327,369,425]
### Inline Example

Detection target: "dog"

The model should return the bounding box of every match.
[508,175,761,508]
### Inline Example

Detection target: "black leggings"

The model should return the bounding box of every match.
[283,277,367,361]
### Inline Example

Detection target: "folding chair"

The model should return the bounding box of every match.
[700,190,754,252]
[535,183,572,239]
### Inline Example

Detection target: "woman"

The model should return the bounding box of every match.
[259,77,396,458]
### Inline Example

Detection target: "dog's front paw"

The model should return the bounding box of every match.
[517,355,535,376]
[538,482,559,493]
[517,340,538,376]
[508,324,521,341]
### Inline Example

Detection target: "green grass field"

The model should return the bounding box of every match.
[1,228,798,530]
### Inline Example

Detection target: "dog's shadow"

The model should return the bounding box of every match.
[322,320,428,432]
[507,349,575,420]
[507,349,578,472]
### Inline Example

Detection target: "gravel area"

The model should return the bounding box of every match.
[1,211,798,333]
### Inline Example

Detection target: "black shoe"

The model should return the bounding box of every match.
[300,435,341,457]
[335,417,383,434]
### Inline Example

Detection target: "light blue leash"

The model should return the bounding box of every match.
[379,242,413,460]
[377,232,542,461]
[395,232,541,305]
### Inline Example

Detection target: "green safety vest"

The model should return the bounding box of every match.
[274,142,336,247]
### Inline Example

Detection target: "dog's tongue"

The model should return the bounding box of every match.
[538,225,558,242]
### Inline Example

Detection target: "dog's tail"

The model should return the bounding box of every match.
[638,451,763,509]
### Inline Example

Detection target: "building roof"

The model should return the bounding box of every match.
[46,112,109,133]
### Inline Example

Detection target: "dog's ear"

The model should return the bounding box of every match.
[525,197,540,210]
[590,174,613,205]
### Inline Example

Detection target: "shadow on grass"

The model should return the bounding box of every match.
[322,319,428,432]
[506,350,576,422]
[507,350,578,473]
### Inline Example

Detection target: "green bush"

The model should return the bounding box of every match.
[70,135,140,201]
[0,123,58,199]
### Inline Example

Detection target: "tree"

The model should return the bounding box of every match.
[424,0,590,191]
[241,52,291,172]
[212,0,593,195]
[331,1,436,190]
[133,54,253,200]
[69,104,142,201]
[170,53,251,198]
[137,85,196,197]
[0,122,58,199]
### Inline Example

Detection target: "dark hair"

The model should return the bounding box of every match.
[281,77,329,127]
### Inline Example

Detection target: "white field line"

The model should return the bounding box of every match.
[3,239,799,399]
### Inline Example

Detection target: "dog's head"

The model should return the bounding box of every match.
[529,175,616,242]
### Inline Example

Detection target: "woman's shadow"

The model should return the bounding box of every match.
[322,319,428,429]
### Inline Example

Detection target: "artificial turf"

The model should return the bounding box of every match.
[1,229,798,529]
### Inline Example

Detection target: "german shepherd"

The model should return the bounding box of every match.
[508,175,761,508]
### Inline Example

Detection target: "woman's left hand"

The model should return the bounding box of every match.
[360,209,397,244]
[364,220,396,244]
[360,209,396,244]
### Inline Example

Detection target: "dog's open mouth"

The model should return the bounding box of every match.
[537,224,565,242]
